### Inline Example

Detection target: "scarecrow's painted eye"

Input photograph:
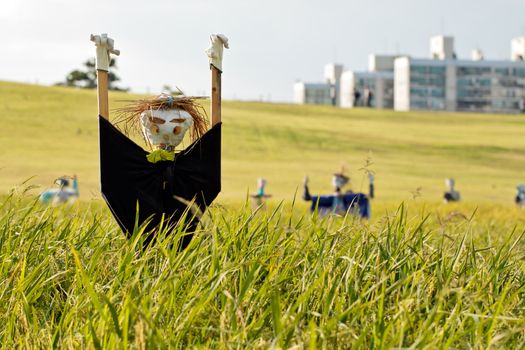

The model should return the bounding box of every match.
[170,118,186,123]
[173,126,181,135]
[150,124,159,134]
[149,116,166,124]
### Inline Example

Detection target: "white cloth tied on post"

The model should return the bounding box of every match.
[90,33,120,71]
[205,34,229,72]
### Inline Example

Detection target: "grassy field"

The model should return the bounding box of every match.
[1,81,525,207]
[1,81,525,348]
[0,194,524,348]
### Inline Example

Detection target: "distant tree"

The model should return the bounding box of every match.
[58,58,128,91]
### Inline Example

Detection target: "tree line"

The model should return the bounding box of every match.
[56,59,182,95]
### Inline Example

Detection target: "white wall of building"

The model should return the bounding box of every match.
[375,78,387,109]
[368,55,397,72]
[394,57,411,111]
[293,82,306,104]
[445,64,456,111]
[471,49,484,61]
[324,64,343,84]
[339,71,355,108]
[511,37,525,61]
[324,64,343,106]
[430,35,455,60]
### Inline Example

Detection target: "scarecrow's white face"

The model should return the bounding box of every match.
[140,109,193,150]
[332,174,349,190]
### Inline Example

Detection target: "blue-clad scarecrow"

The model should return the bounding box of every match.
[302,171,372,219]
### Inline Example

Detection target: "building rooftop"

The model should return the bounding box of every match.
[295,82,330,88]
[402,57,525,67]
[342,71,394,78]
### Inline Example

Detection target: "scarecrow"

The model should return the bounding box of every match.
[302,170,371,219]
[39,175,79,205]
[91,33,229,247]
[516,184,525,208]
[250,178,272,208]
[443,178,461,203]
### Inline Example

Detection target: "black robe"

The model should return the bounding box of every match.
[99,116,221,247]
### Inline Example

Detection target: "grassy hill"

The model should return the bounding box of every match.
[1,81,524,207]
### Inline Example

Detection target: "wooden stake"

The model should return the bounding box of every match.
[211,66,222,126]
[97,70,110,120]
[206,34,228,127]
[90,33,119,121]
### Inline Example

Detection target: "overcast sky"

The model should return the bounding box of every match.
[1,0,524,102]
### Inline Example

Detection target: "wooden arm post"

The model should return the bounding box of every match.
[96,70,109,119]
[206,34,229,127]
[90,33,120,120]
[211,67,222,127]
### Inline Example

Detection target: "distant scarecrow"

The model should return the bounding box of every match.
[443,178,461,203]
[516,184,525,208]
[39,175,79,206]
[302,169,372,219]
[91,33,229,247]
[250,178,272,208]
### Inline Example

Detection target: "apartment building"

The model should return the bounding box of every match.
[394,36,525,113]
[295,35,525,114]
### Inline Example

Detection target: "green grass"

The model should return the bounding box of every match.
[1,81,525,348]
[0,194,524,348]
[1,81,525,205]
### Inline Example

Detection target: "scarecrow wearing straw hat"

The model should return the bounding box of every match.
[91,33,229,248]
[114,93,209,163]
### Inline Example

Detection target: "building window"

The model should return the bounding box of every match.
[513,68,525,77]
[458,67,491,75]
[495,68,510,76]
[429,66,445,74]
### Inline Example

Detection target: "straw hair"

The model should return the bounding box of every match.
[113,94,209,148]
